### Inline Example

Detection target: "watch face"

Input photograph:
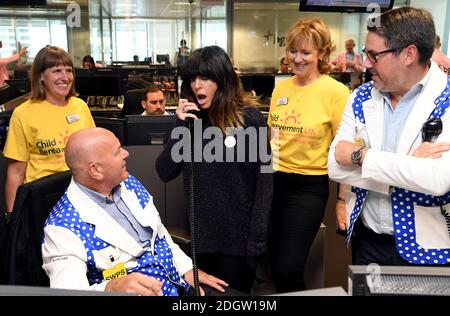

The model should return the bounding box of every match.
[351,149,362,164]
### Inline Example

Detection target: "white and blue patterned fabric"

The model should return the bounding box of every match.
[346,78,450,264]
[45,174,189,295]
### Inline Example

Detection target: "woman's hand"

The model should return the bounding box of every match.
[184,269,228,296]
[177,98,199,121]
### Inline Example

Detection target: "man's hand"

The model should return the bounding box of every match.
[336,200,347,231]
[335,140,367,166]
[335,63,345,72]
[412,141,450,159]
[105,272,163,296]
[184,269,228,296]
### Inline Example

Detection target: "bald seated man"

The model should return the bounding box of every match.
[41,128,229,296]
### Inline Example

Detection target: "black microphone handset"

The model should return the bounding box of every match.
[421,117,449,235]
[422,118,443,142]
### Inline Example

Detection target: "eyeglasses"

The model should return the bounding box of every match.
[149,99,166,105]
[362,47,403,63]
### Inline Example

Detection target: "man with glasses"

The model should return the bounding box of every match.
[328,7,450,267]
[140,86,172,116]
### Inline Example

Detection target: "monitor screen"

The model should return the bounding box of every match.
[125,115,176,146]
[75,74,122,97]
[99,75,122,96]
[156,54,170,65]
[299,0,394,13]
[0,0,46,6]
[251,74,275,100]
[5,79,31,94]
[74,76,99,98]
[93,117,126,145]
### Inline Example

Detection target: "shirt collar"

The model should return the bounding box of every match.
[75,181,122,207]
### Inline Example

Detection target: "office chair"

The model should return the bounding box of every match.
[122,88,147,116]
[2,171,72,286]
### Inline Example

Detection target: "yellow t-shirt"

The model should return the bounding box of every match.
[3,97,95,183]
[268,75,349,175]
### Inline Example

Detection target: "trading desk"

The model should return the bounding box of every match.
[89,105,122,117]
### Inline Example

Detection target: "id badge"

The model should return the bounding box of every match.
[102,262,127,281]
[354,138,366,147]
[66,113,80,124]
[354,125,366,147]
[276,97,288,106]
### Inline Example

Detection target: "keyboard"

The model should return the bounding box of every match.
[367,274,450,296]
[86,95,124,107]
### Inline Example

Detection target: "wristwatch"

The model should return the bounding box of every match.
[351,147,364,165]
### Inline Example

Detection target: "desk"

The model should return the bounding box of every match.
[89,106,122,117]
[272,287,347,296]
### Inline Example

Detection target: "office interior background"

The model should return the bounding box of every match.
[1,0,449,71]
[1,0,450,293]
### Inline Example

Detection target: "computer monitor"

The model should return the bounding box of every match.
[330,72,351,86]
[125,115,176,146]
[75,74,122,98]
[93,116,126,145]
[99,75,122,96]
[299,0,394,13]
[238,75,253,93]
[156,54,170,65]
[251,74,275,100]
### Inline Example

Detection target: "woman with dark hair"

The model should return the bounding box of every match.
[82,55,95,69]
[156,45,272,293]
[3,46,95,216]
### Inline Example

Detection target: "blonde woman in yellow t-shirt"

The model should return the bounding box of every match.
[268,17,350,293]
[3,46,95,216]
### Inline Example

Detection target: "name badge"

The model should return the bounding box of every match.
[354,126,366,147]
[276,97,288,106]
[354,138,366,147]
[102,262,127,281]
[66,113,80,124]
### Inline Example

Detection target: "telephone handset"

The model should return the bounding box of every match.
[422,118,442,143]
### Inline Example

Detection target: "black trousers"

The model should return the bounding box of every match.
[351,219,413,265]
[271,172,329,293]
[196,253,256,294]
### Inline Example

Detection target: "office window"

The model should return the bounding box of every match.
[195,5,227,49]
[112,19,179,64]
[0,17,67,60]
[113,20,147,61]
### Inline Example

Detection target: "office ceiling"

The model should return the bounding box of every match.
[100,0,202,18]
[1,0,299,18]
[45,0,298,17]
